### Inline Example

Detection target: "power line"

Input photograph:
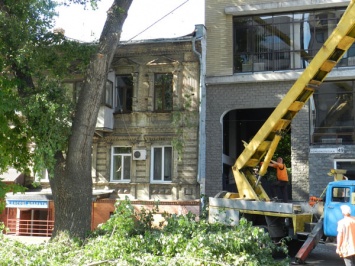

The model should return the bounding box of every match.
[126,0,190,42]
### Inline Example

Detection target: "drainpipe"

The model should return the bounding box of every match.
[192,25,207,196]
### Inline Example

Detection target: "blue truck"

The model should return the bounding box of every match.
[209,172,355,264]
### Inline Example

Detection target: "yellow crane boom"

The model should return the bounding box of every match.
[232,0,355,201]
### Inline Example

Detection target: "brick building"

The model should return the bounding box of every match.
[1,25,206,236]
[204,0,355,200]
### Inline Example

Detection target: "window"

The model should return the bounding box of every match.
[111,147,131,182]
[116,75,133,113]
[102,80,113,107]
[62,81,83,102]
[151,146,172,182]
[331,187,351,202]
[310,81,355,144]
[334,160,355,180]
[74,82,84,102]
[154,73,173,111]
[35,169,49,182]
[64,80,112,106]
[233,8,355,73]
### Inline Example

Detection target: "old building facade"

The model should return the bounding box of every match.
[205,0,355,200]
[92,27,204,211]
[1,25,206,235]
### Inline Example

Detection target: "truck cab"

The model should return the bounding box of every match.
[323,180,355,237]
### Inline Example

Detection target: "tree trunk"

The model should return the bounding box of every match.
[50,0,133,239]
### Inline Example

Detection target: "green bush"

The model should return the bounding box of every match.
[0,199,289,265]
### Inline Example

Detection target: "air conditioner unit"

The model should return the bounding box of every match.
[132,150,147,160]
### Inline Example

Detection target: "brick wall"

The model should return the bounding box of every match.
[291,107,310,200]
[92,199,116,229]
[204,81,301,197]
[205,0,233,76]
[309,146,355,198]
[92,199,200,230]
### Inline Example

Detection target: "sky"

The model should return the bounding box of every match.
[54,0,205,42]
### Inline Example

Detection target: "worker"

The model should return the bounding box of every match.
[268,157,289,203]
[336,205,355,265]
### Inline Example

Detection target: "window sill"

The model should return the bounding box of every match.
[152,110,173,113]
[109,180,131,183]
[113,110,132,115]
[150,181,173,184]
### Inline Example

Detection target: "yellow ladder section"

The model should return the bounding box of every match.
[232,0,355,201]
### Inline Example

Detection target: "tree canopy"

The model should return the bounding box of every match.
[0,0,133,238]
[0,0,94,175]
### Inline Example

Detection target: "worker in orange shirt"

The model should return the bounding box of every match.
[269,157,289,203]
[336,205,355,265]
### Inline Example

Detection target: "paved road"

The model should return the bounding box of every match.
[290,242,343,266]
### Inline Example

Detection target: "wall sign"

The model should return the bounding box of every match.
[6,200,49,209]
[309,147,344,154]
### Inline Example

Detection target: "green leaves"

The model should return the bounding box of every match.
[0,178,26,214]
[20,78,74,174]
[0,199,289,265]
[0,1,57,173]
[0,1,96,175]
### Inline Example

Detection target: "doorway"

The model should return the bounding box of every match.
[222,108,274,191]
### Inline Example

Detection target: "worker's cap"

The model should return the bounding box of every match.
[341,205,351,215]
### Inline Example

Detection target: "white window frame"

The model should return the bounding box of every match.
[334,159,355,169]
[150,146,173,183]
[110,146,131,182]
[334,159,355,180]
[102,80,114,108]
[35,169,49,182]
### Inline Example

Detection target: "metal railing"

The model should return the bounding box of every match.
[6,219,54,237]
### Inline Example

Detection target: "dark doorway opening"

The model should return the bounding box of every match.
[222,108,274,192]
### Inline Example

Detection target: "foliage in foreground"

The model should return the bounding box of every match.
[0,179,26,213]
[0,199,289,266]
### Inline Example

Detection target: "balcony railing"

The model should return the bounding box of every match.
[6,219,54,237]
